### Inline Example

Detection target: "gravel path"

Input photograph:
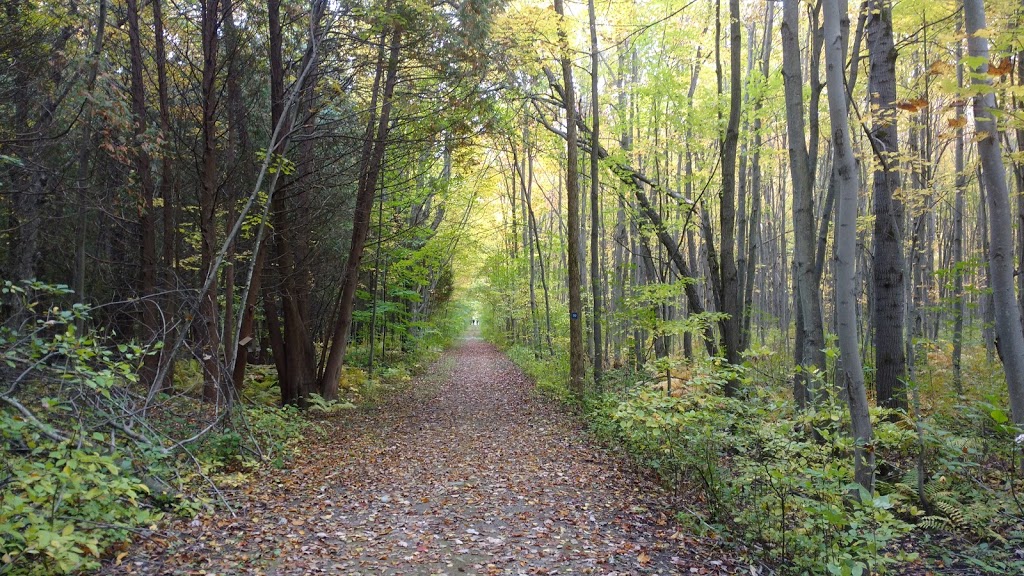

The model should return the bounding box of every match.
[108,337,739,575]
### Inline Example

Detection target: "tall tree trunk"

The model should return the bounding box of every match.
[717,0,743,395]
[320,25,403,400]
[588,0,603,386]
[979,171,996,361]
[824,0,874,491]
[522,119,542,354]
[152,0,176,393]
[615,47,633,366]
[1018,47,1024,326]
[965,0,1024,425]
[525,171,554,356]
[684,48,704,358]
[952,33,966,395]
[126,0,161,390]
[74,0,107,319]
[867,0,907,410]
[554,0,586,397]
[199,0,224,403]
[267,0,317,404]
[223,0,253,390]
[782,0,826,406]
[221,0,244,380]
[744,3,774,349]
[736,32,754,335]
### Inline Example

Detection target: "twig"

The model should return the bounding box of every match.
[0,393,69,443]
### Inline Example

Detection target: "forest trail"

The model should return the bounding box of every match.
[111,337,739,575]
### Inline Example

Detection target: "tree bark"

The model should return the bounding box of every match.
[824,0,874,491]
[152,0,176,393]
[74,0,107,320]
[717,0,743,395]
[744,3,774,349]
[267,0,317,405]
[199,0,224,403]
[587,0,603,386]
[320,25,403,400]
[867,0,907,410]
[126,0,162,390]
[553,0,586,397]
[965,0,1024,425]
[782,0,827,406]
[952,33,966,395]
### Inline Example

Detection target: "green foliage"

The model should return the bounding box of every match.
[0,411,160,574]
[172,359,206,395]
[0,281,323,573]
[306,393,356,414]
[575,350,1024,574]
[586,373,919,574]
[506,345,571,401]
[236,404,309,466]
[0,282,165,573]
[241,364,281,406]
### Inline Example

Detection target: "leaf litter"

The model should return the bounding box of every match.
[102,338,742,575]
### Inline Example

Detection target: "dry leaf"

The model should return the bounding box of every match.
[988,58,1013,76]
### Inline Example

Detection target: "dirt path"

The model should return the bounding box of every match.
[111,338,739,575]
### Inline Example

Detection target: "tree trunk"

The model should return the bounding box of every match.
[717,0,743,395]
[126,0,161,390]
[199,0,224,403]
[153,0,176,393]
[522,119,542,354]
[782,0,827,406]
[952,33,966,395]
[867,0,907,410]
[268,0,317,404]
[553,0,586,397]
[320,25,402,400]
[587,0,603,385]
[965,0,1024,425]
[74,0,107,319]
[824,0,874,491]
[744,3,774,349]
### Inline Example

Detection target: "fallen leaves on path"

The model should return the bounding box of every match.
[103,338,742,575]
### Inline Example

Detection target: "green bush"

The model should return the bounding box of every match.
[0,282,167,573]
[506,345,571,401]
[1,412,161,574]
[587,380,917,574]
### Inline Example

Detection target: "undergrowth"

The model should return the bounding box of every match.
[0,282,313,574]
[0,280,466,574]
[503,340,1024,574]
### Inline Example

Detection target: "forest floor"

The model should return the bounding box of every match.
[103,336,746,575]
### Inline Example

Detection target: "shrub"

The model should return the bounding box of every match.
[1,412,161,574]
[0,280,315,574]
[587,375,917,574]
[506,345,571,401]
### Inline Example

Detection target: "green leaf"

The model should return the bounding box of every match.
[990,409,1008,424]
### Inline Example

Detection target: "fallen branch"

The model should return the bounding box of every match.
[1,393,69,443]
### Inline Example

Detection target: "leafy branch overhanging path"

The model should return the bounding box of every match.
[110,337,741,574]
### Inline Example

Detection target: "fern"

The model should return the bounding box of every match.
[918,515,953,530]
[307,393,356,414]
[932,497,968,530]
[890,469,921,502]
